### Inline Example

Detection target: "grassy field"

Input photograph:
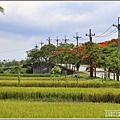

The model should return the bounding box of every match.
[0,73,120,88]
[0,87,120,103]
[0,73,120,118]
[0,100,120,118]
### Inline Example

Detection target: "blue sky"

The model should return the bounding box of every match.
[0,1,119,61]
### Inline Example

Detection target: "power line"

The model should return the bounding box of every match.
[0,48,30,54]
[102,29,117,37]
[97,25,113,37]
[95,28,117,37]
[68,37,74,42]
[80,36,88,41]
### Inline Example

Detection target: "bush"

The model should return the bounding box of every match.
[0,68,4,73]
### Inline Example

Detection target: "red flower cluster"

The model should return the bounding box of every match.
[98,38,118,47]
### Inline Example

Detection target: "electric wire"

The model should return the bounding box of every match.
[0,48,31,54]
[96,25,113,37]
[95,28,117,37]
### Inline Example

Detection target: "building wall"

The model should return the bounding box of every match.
[33,61,74,75]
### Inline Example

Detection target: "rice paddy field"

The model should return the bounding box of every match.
[0,73,120,118]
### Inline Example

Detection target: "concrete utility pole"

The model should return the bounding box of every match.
[113,17,120,59]
[73,32,81,47]
[62,35,69,45]
[86,29,95,77]
[39,40,44,48]
[113,17,120,81]
[62,35,69,68]
[55,36,60,65]
[47,37,52,45]
[55,36,60,48]
[35,44,38,49]
[39,40,44,62]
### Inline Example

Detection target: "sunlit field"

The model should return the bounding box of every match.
[0,73,120,118]
[0,100,120,118]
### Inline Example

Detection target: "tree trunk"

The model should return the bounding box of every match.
[104,66,107,80]
[94,67,96,77]
[108,68,110,79]
[90,65,93,77]
[116,70,119,81]
[76,66,79,71]
[113,72,115,80]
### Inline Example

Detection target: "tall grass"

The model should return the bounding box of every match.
[0,87,120,103]
[0,100,120,118]
[0,80,120,88]
[0,74,51,77]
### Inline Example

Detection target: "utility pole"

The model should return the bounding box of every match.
[35,44,38,49]
[55,36,60,65]
[113,17,120,81]
[39,40,44,48]
[73,32,81,47]
[39,40,44,62]
[46,37,52,72]
[47,37,52,45]
[55,36,60,48]
[62,35,69,68]
[62,35,69,45]
[113,17,120,59]
[86,29,95,77]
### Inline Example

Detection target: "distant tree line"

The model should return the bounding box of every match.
[26,38,120,81]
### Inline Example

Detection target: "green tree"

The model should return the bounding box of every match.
[0,6,4,15]
[26,48,40,64]
[105,41,120,81]
[96,40,120,81]
[57,43,75,68]
[40,44,56,63]
[82,42,100,77]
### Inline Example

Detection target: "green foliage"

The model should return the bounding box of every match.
[26,66,33,74]
[0,68,4,74]
[40,44,56,62]
[26,48,40,63]
[0,6,4,14]
[51,65,61,74]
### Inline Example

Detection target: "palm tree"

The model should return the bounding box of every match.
[0,6,4,15]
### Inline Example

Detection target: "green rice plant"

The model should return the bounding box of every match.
[0,80,104,87]
[0,100,120,118]
[0,87,120,103]
[0,74,51,77]
[1,79,120,88]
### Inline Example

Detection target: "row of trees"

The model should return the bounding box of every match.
[26,38,120,81]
